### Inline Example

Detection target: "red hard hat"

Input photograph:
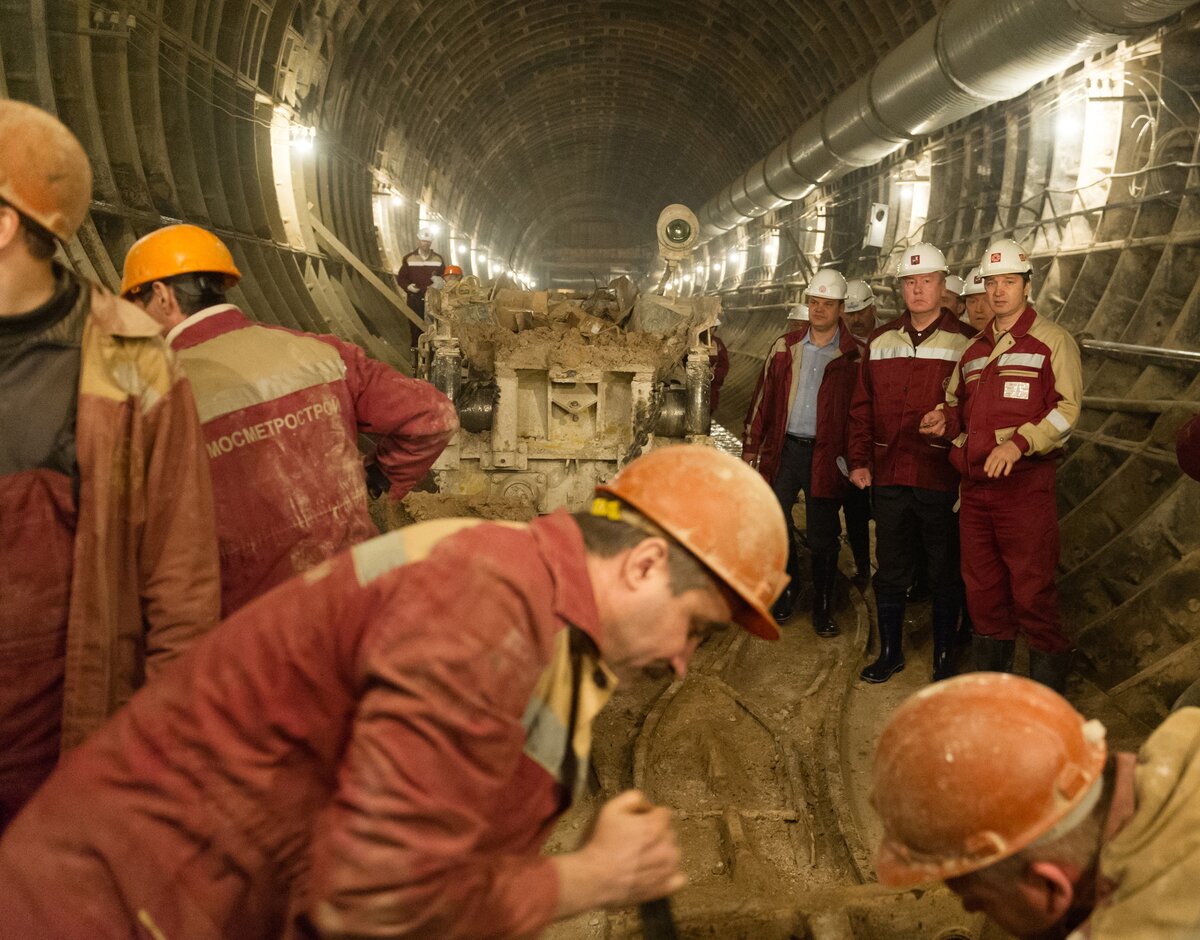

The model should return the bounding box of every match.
[596,445,789,641]
[443,264,463,277]
[872,673,1108,887]
[1177,414,1200,481]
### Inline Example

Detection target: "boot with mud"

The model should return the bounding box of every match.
[931,596,961,682]
[1029,648,1072,693]
[861,592,905,682]
[811,551,840,638]
[973,635,1016,673]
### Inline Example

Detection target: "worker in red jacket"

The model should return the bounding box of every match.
[0,445,790,940]
[121,225,459,616]
[848,243,976,683]
[921,239,1082,691]
[0,102,220,831]
[743,269,863,634]
[396,227,445,347]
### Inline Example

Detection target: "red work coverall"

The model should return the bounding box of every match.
[0,513,613,939]
[169,304,458,616]
[941,304,1082,652]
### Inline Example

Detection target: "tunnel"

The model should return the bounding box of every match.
[4,1,1199,937]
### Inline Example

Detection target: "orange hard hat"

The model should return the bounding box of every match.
[120,224,241,298]
[1177,414,1200,482]
[444,264,463,277]
[872,673,1108,887]
[0,100,92,243]
[595,444,789,641]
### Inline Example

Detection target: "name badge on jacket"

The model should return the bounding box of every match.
[1003,381,1030,400]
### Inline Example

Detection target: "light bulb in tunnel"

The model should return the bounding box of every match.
[1056,109,1082,140]
[390,192,403,206]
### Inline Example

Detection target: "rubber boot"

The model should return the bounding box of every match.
[1029,649,1071,693]
[852,551,871,588]
[906,567,930,603]
[931,596,961,682]
[861,592,905,683]
[811,551,840,638]
[973,635,1016,673]
[957,598,974,646]
[772,528,803,624]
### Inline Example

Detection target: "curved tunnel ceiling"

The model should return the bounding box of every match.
[2,0,1197,725]
[321,0,945,256]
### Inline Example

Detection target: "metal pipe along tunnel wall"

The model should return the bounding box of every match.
[2,1,1198,724]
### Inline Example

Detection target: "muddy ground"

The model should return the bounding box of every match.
[367,493,1151,939]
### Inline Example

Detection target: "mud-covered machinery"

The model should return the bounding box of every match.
[416,207,719,513]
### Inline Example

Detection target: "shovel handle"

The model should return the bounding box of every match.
[639,897,679,940]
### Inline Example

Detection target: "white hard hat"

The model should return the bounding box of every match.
[845,279,875,313]
[787,303,809,321]
[804,268,848,300]
[896,242,949,277]
[979,238,1032,277]
[417,228,433,241]
[945,275,965,296]
[963,266,986,296]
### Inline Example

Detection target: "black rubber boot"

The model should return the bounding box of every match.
[906,561,930,603]
[811,551,840,638]
[973,635,1016,673]
[861,592,905,682]
[958,599,974,646]
[852,552,871,587]
[1029,649,1071,693]
[772,528,803,624]
[931,596,961,682]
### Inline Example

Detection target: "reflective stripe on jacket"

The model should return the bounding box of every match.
[941,305,1081,481]
[170,305,457,616]
[848,308,975,491]
[742,325,863,496]
[0,512,607,939]
[395,250,445,294]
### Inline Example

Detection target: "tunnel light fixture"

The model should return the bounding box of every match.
[289,124,316,152]
[390,190,403,206]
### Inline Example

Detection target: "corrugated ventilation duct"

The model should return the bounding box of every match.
[699,0,1199,236]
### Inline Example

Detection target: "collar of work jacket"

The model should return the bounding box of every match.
[167,304,252,349]
[528,510,607,652]
[893,305,966,340]
[980,304,1038,347]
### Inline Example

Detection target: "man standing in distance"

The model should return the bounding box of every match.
[396,227,445,348]
[921,239,1081,690]
[848,243,975,683]
[743,270,863,633]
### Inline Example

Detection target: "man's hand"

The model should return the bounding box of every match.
[919,410,945,438]
[406,284,420,294]
[849,468,872,490]
[552,790,684,918]
[984,439,1022,478]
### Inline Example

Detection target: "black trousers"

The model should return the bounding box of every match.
[407,293,426,347]
[871,484,962,601]
[771,436,842,556]
[841,483,871,564]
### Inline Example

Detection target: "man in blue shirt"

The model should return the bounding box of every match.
[743,270,863,632]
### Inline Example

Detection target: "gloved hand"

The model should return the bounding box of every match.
[406,284,420,294]
[365,462,391,499]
